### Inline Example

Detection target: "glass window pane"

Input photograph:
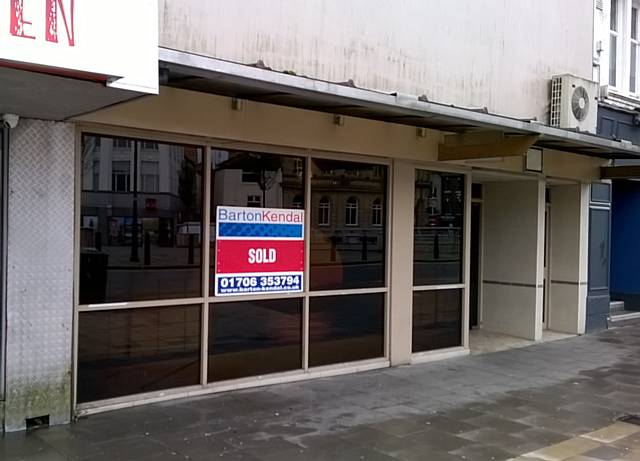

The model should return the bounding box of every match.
[310,159,387,291]
[591,182,612,203]
[414,170,464,286]
[80,135,204,304]
[208,298,302,382]
[632,7,638,39]
[77,305,201,403]
[632,42,637,93]
[611,0,618,31]
[309,293,385,367]
[412,289,462,353]
[610,34,618,87]
[209,150,305,296]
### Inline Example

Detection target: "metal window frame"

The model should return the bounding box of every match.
[73,125,394,415]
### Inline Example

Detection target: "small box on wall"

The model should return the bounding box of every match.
[525,148,543,173]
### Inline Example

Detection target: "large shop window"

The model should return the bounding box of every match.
[79,135,204,304]
[77,305,201,403]
[412,169,464,353]
[77,139,390,405]
[310,159,387,291]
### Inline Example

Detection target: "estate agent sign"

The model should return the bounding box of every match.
[214,206,305,296]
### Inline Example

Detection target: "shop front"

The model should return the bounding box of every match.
[4,48,639,429]
[63,61,628,412]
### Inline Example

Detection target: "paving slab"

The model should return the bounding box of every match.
[4,326,640,461]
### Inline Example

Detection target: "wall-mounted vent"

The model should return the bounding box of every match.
[26,415,49,431]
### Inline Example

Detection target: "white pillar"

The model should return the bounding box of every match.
[548,183,589,334]
[389,160,415,365]
[481,179,545,341]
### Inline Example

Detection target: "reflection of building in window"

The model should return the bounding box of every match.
[114,138,132,149]
[241,169,259,183]
[141,141,159,150]
[372,198,382,226]
[111,160,131,192]
[211,151,304,210]
[92,160,100,191]
[140,160,159,193]
[294,159,304,177]
[345,196,359,226]
[318,196,331,226]
[247,195,262,207]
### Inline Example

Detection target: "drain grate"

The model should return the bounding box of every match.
[618,414,640,426]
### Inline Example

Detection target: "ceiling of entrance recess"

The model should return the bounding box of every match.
[0,67,142,121]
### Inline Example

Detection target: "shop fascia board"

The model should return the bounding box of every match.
[159,48,640,160]
[438,131,539,161]
[601,165,640,179]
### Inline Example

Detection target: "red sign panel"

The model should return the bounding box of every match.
[216,239,304,274]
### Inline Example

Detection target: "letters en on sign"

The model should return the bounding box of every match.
[215,206,305,296]
[0,0,158,93]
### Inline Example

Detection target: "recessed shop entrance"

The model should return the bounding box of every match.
[467,171,583,354]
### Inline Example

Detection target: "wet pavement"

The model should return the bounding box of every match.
[3,325,640,460]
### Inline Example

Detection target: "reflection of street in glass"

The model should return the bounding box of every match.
[77,305,201,402]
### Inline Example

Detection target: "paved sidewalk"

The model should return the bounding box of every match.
[3,326,640,460]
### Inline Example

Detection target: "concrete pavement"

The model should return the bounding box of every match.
[3,325,640,460]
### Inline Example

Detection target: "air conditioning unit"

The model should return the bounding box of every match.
[550,74,599,133]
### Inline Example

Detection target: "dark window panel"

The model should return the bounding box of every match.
[412,289,462,353]
[310,159,387,291]
[208,299,302,382]
[79,135,204,304]
[591,182,612,204]
[309,293,385,367]
[414,170,464,286]
[209,150,305,296]
[588,208,611,290]
[471,183,483,199]
[77,305,201,403]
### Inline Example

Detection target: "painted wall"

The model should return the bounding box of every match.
[481,180,544,340]
[611,180,640,310]
[548,184,589,334]
[4,120,74,431]
[158,0,593,122]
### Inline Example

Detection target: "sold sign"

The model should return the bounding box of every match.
[214,206,305,296]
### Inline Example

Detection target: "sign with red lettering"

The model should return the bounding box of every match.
[0,0,158,93]
[214,206,305,296]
